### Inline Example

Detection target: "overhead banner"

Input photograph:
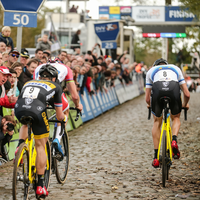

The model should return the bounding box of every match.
[132,6,165,22]
[165,6,196,21]
[94,21,120,42]
[99,6,196,22]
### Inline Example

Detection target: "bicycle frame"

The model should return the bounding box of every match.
[17,132,50,184]
[157,113,172,162]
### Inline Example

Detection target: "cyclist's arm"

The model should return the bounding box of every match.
[67,81,79,107]
[180,83,190,107]
[55,106,65,121]
[145,88,151,107]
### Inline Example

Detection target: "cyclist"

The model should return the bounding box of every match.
[33,59,82,156]
[14,65,70,198]
[145,58,190,168]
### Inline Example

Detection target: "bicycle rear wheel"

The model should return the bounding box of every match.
[12,143,29,200]
[162,130,167,187]
[0,157,7,165]
[54,131,69,184]
[44,140,51,189]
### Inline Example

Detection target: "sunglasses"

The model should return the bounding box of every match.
[11,54,19,58]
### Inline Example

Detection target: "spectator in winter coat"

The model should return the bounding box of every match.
[36,34,51,51]
[0,26,14,49]
[22,58,39,84]
[0,66,17,116]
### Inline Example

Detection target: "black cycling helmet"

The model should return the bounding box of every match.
[153,58,168,66]
[39,64,58,79]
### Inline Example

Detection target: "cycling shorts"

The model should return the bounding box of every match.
[151,81,182,117]
[15,99,50,139]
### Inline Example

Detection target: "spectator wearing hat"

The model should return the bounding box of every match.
[0,26,14,49]
[0,42,6,53]
[97,57,103,65]
[0,66,17,116]
[22,58,39,84]
[3,49,20,68]
[36,34,51,51]
[43,50,51,59]
[20,48,29,66]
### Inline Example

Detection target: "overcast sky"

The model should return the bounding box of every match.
[44,0,181,19]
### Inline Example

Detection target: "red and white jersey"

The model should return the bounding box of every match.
[33,63,74,83]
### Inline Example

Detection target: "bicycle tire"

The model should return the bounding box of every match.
[54,131,69,184]
[0,157,7,165]
[44,140,51,189]
[162,130,167,187]
[12,143,29,200]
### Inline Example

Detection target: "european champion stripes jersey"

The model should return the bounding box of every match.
[146,64,185,89]
[33,63,74,83]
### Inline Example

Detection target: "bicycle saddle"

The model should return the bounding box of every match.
[160,97,171,104]
[20,116,34,125]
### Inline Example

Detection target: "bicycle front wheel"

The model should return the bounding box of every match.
[44,140,51,189]
[162,130,167,187]
[12,143,29,200]
[54,131,69,184]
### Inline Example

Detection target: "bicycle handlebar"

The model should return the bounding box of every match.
[148,107,151,120]
[69,107,82,121]
[147,107,187,121]
[182,107,187,121]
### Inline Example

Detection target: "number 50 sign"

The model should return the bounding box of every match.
[4,11,37,27]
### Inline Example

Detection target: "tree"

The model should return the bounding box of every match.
[178,0,200,20]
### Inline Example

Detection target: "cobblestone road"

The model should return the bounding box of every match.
[0,93,200,200]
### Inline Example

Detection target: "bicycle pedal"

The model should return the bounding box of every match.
[55,152,63,161]
[36,195,46,200]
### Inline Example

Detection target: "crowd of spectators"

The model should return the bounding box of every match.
[0,26,148,160]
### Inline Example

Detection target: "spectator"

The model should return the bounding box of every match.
[7,68,19,97]
[77,57,84,66]
[11,62,23,92]
[3,49,20,68]
[111,70,116,87]
[0,115,16,160]
[0,42,6,53]
[34,48,43,61]
[20,48,29,66]
[2,52,8,63]
[41,56,48,64]
[97,57,103,65]
[77,66,87,96]
[58,51,68,63]
[22,58,39,84]
[105,57,112,67]
[69,5,78,13]
[0,66,17,116]
[36,34,51,51]
[0,53,2,66]
[116,66,123,83]
[71,30,81,51]
[43,50,51,59]
[0,26,14,49]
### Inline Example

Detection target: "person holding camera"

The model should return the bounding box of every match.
[0,115,16,160]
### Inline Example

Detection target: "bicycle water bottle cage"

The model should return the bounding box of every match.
[20,116,34,125]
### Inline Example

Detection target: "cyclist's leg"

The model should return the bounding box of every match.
[54,93,69,143]
[33,111,50,197]
[171,113,181,137]
[152,115,163,149]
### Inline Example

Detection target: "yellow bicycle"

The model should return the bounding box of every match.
[12,116,51,200]
[148,97,187,187]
